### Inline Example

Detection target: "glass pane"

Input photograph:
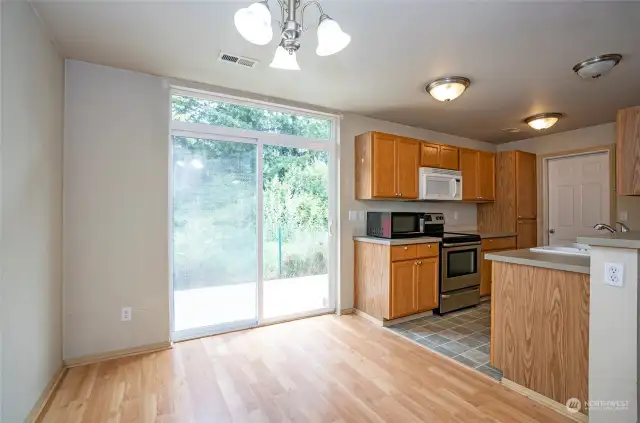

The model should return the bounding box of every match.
[172,94,332,140]
[392,215,419,233]
[426,179,451,196]
[172,136,257,331]
[262,145,330,319]
[447,249,477,278]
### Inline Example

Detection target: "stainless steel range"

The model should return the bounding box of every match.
[423,213,482,314]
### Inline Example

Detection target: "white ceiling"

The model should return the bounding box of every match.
[33,0,640,143]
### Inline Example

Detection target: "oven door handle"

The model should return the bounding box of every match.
[443,242,481,247]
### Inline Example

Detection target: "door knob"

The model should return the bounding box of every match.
[549,228,555,234]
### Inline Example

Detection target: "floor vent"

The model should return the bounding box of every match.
[218,52,259,68]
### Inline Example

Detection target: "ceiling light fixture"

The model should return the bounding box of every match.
[524,113,563,130]
[573,54,622,79]
[235,0,351,71]
[425,77,471,102]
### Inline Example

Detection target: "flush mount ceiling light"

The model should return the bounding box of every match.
[425,77,471,102]
[235,0,351,71]
[524,113,563,130]
[573,54,622,79]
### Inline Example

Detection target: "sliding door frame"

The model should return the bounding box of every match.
[169,88,339,342]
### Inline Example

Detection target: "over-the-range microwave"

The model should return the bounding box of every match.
[419,167,462,201]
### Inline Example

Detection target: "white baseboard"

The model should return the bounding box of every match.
[64,341,172,368]
[25,367,66,423]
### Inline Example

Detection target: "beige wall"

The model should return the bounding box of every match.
[1,1,64,421]
[63,61,495,356]
[338,114,496,310]
[499,122,640,232]
[64,61,171,360]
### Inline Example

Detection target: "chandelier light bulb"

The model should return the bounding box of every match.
[270,45,300,70]
[234,1,273,46]
[316,16,351,56]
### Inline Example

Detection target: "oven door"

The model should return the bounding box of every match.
[421,174,458,200]
[441,243,481,292]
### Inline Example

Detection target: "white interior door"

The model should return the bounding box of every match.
[548,152,610,246]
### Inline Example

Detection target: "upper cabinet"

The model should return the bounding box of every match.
[617,106,640,196]
[459,148,496,201]
[356,131,420,200]
[420,142,459,170]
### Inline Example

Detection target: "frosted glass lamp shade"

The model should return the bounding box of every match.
[525,113,563,130]
[234,2,273,45]
[316,17,351,56]
[270,46,300,70]
[425,77,471,102]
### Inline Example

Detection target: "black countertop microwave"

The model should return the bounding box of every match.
[366,212,426,238]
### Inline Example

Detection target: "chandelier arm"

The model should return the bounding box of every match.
[299,0,325,31]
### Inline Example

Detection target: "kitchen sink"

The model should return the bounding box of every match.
[529,243,590,257]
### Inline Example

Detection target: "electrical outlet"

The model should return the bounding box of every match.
[453,211,459,220]
[619,210,628,221]
[121,307,132,321]
[348,211,358,221]
[604,262,624,287]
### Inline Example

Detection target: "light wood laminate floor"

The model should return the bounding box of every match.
[39,315,575,423]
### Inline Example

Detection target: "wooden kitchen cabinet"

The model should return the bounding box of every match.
[460,148,495,202]
[355,132,420,199]
[416,257,439,312]
[616,106,640,196]
[479,236,517,296]
[354,241,440,321]
[516,151,537,218]
[396,137,420,199]
[390,260,417,318]
[516,219,538,249]
[420,142,459,170]
[420,143,440,168]
[478,151,537,248]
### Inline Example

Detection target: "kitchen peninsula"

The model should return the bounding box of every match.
[486,249,590,418]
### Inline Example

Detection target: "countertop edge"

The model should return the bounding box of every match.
[485,253,590,275]
[353,236,442,245]
[577,236,640,249]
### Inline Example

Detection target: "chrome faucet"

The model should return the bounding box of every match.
[593,223,616,233]
[617,222,630,233]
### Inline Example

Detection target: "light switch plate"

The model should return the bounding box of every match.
[619,210,628,221]
[604,262,624,287]
[348,211,358,221]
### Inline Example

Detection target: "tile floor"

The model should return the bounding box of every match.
[387,301,503,380]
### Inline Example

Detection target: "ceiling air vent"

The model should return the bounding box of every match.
[217,52,259,68]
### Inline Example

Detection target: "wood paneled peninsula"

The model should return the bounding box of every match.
[486,249,590,418]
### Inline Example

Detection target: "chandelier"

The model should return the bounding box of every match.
[234,0,351,70]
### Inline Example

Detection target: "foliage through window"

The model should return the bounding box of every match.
[172,94,333,140]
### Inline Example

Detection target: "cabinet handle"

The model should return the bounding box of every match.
[399,193,403,197]
[418,261,423,264]
[415,261,419,266]
[404,246,408,251]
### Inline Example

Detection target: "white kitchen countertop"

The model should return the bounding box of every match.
[577,231,640,249]
[485,248,590,274]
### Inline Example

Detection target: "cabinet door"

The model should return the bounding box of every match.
[516,151,537,219]
[440,146,460,170]
[478,151,496,201]
[459,148,479,200]
[480,252,492,296]
[371,133,397,198]
[617,107,640,195]
[517,219,538,249]
[396,138,420,199]
[390,260,417,319]
[420,142,440,168]
[416,257,439,312]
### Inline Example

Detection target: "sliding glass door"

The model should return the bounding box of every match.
[262,145,330,320]
[172,136,258,339]
[170,90,337,341]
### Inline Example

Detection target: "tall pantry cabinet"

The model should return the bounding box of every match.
[478,150,538,249]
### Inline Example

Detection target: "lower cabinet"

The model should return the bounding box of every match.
[390,257,439,319]
[480,236,517,297]
[354,241,440,321]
